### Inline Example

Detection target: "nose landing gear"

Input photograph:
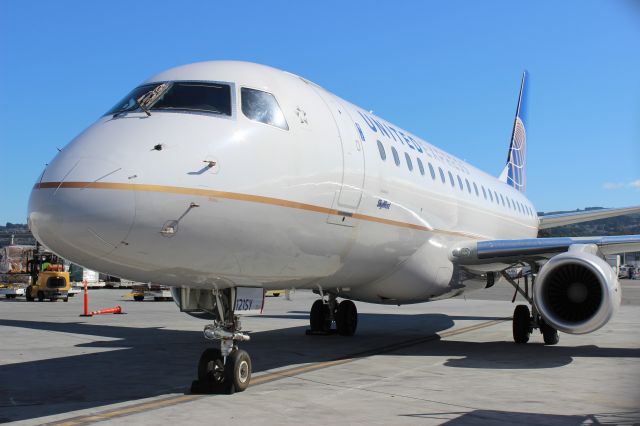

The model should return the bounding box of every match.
[190,290,252,394]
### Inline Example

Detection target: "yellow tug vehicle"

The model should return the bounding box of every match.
[25,249,70,302]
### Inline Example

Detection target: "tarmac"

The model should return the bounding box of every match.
[0,281,639,425]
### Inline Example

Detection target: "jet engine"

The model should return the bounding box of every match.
[533,248,621,334]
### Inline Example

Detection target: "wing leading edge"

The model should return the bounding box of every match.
[538,206,640,229]
[451,234,640,267]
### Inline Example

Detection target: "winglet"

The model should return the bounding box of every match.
[499,71,528,193]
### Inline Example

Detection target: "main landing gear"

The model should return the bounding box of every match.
[502,270,559,345]
[191,289,252,394]
[308,292,358,336]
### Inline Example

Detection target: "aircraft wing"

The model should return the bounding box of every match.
[450,235,640,267]
[538,206,640,229]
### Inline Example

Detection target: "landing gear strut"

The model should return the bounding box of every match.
[191,288,252,394]
[308,290,358,336]
[503,269,559,345]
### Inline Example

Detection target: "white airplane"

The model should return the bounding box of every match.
[28,61,640,393]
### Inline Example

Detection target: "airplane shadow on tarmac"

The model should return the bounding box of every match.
[0,313,639,422]
[400,409,640,425]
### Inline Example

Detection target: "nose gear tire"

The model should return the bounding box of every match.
[225,349,252,393]
[192,348,227,394]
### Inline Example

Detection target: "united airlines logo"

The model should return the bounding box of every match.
[357,111,424,154]
[507,116,526,192]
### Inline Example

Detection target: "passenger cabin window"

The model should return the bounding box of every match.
[448,171,455,187]
[439,167,446,183]
[417,158,425,175]
[405,153,413,171]
[241,88,289,130]
[473,182,479,196]
[482,185,487,199]
[107,81,233,117]
[391,147,400,166]
[466,179,472,194]
[457,175,464,190]
[428,163,436,180]
[377,140,386,161]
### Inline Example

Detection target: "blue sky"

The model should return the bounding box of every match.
[1,1,638,224]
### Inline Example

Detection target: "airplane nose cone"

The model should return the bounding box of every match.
[28,157,136,266]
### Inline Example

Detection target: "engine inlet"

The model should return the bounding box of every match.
[542,264,603,323]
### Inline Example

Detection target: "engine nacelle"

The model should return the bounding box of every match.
[534,248,621,334]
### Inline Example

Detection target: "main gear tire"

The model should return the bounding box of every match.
[513,304,531,344]
[540,318,560,345]
[336,300,358,336]
[310,299,331,332]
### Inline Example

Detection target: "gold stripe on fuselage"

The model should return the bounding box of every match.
[34,181,488,239]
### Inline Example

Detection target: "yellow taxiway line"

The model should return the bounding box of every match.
[47,318,509,426]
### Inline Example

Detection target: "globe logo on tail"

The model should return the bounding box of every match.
[507,116,526,192]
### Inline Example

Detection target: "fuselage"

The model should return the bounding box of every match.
[28,61,538,304]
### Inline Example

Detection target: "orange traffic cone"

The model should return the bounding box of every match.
[79,280,92,317]
[90,305,125,315]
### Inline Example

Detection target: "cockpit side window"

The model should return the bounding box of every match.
[106,84,159,116]
[241,88,289,130]
[106,81,232,117]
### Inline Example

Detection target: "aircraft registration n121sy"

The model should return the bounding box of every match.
[28,61,640,393]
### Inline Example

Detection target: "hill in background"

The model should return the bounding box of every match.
[0,223,36,247]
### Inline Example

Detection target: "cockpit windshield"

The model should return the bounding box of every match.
[106,81,232,117]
